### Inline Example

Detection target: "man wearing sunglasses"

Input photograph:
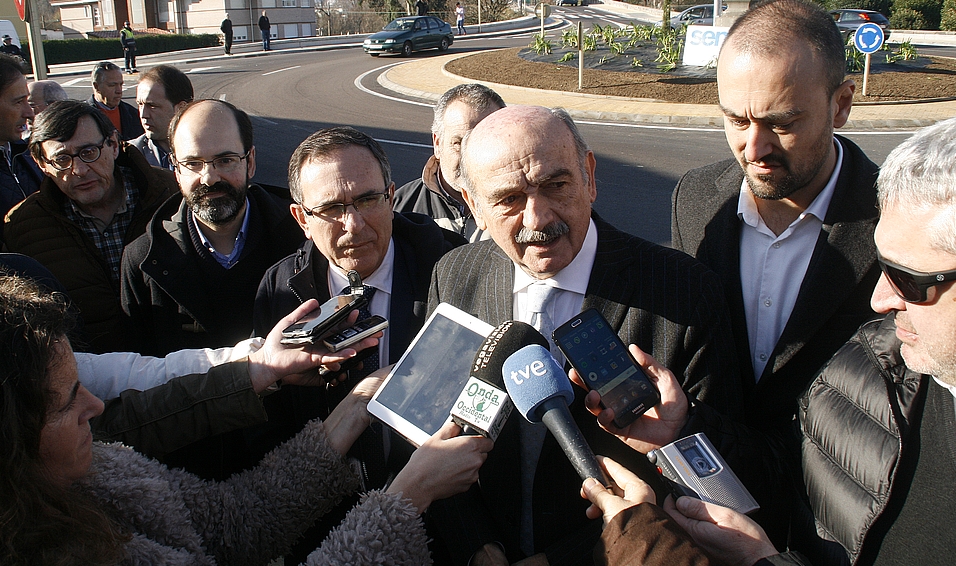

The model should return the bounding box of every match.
[252,126,465,564]
[3,100,176,353]
[582,117,956,566]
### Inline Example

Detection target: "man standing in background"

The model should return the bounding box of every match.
[88,61,144,141]
[120,22,137,74]
[258,11,271,51]
[130,65,193,170]
[221,14,233,55]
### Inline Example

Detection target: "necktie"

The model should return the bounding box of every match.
[519,282,558,556]
[340,284,379,376]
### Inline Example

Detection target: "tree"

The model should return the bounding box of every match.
[941,0,956,30]
[891,0,943,29]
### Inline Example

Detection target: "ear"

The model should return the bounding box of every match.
[460,185,487,231]
[584,150,597,204]
[832,79,855,129]
[290,202,313,240]
[108,132,120,160]
[245,145,257,179]
[432,132,441,159]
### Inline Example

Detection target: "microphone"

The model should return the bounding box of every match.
[450,321,549,440]
[502,344,611,487]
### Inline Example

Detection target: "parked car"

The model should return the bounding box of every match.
[363,16,454,57]
[658,4,727,29]
[557,0,588,6]
[829,9,891,43]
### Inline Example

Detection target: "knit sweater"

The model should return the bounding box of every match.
[85,418,432,565]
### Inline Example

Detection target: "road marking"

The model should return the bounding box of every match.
[219,94,227,101]
[187,66,221,73]
[263,66,301,76]
[251,114,278,125]
[376,138,431,149]
[62,77,86,86]
[354,63,434,108]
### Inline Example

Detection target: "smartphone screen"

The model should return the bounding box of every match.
[281,293,365,340]
[553,308,660,428]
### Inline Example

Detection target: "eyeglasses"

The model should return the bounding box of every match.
[298,191,390,221]
[172,151,250,175]
[43,138,111,171]
[877,252,956,304]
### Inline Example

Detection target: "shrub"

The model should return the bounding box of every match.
[890,0,943,29]
[942,0,956,30]
[890,6,929,28]
[37,34,221,66]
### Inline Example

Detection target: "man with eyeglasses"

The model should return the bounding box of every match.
[582,117,956,566]
[252,126,465,564]
[121,100,302,362]
[670,0,881,432]
[3,100,176,353]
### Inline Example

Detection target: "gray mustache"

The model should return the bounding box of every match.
[514,221,570,244]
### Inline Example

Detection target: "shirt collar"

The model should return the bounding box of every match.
[328,238,395,296]
[737,137,844,231]
[513,218,598,295]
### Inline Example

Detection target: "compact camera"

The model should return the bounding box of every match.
[647,433,759,515]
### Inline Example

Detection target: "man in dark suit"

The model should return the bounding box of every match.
[253,126,465,564]
[671,0,881,430]
[428,105,741,565]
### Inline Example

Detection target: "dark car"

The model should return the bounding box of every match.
[829,9,891,43]
[363,16,454,56]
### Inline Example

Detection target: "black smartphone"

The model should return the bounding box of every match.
[553,308,661,428]
[280,293,368,345]
[324,315,389,352]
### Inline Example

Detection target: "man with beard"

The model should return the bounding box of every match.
[121,100,302,361]
[671,0,880,430]
[427,105,740,565]
[4,100,176,353]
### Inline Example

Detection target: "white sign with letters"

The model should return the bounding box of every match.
[681,25,729,67]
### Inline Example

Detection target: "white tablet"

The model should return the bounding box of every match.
[368,302,494,447]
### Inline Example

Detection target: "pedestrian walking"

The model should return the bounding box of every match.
[416,0,428,16]
[258,11,271,51]
[221,14,233,55]
[455,2,466,34]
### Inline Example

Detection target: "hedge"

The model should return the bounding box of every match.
[24,34,221,66]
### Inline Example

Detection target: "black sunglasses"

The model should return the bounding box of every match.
[877,252,956,304]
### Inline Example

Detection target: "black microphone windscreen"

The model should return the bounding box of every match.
[471,321,549,387]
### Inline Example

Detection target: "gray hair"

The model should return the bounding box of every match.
[877,117,956,255]
[288,126,392,203]
[431,83,505,138]
[31,80,68,105]
[91,61,121,85]
[459,106,590,213]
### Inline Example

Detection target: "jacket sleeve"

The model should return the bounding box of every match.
[595,503,721,566]
[76,338,263,400]
[304,491,431,566]
[91,359,268,460]
[173,417,361,566]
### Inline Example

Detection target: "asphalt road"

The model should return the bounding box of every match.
[55,8,927,244]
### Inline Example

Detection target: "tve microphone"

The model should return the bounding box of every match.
[502,344,611,487]
[451,321,549,440]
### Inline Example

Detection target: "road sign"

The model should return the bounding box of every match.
[15,0,27,21]
[854,23,884,54]
[534,3,551,18]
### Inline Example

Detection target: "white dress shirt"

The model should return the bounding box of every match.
[328,239,395,364]
[513,219,598,363]
[738,138,843,381]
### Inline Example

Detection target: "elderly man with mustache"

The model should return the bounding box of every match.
[425,104,741,566]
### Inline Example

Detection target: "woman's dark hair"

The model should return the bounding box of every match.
[0,275,127,565]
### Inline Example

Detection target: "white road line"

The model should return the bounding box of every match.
[354,63,435,108]
[187,66,222,74]
[62,77,86,87]
[376,138,431,149]
[251,115,278,125]
[219,93,227,101]
[262,65,301,76]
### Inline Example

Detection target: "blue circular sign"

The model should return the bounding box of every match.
[854,23,885,54]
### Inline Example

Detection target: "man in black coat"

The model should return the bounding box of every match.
[428,104,740,565]
[220,14,233,55]
[671,0,881,430]
[253,126,465,564]
[87,61,144,141]
[258,10,271,50]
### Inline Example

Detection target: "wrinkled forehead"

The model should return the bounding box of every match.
[463,121,577,194]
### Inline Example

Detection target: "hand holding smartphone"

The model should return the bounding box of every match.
[553,308,661,428]
[280,270,368,345]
